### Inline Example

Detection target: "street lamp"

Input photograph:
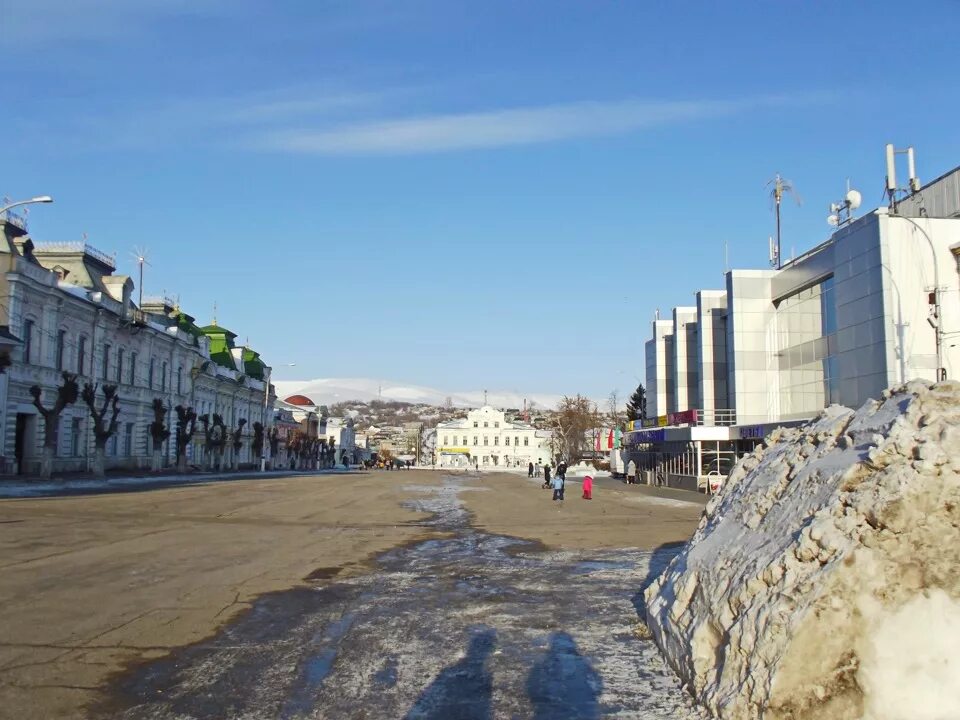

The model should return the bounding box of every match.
[1,196,54,215]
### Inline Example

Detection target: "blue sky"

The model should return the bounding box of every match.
[3,1,959,400]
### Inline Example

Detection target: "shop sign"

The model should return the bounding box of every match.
[738,425,766,440]
[668,409,697,425]
[631,428,665,443]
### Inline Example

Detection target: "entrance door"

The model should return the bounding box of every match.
[14,413,33,475]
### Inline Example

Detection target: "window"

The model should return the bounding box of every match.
[55,330,66,371]
[524,437,529,446]
[161,361,167,391]
[116,348,124,383]
[473,436,478,446]
[77,336,87,375]
[494,422,499,428]
[130,352,138,385]
[505,436,510,446]
[125,422,134,456]
[71,418,82,456]
[176,367,182,394]
[494,437,499,445]
[515,436,519,446]
[22,319,34,363]
[484,422,488,428]
[462,436,467,445]
[108,433,118,457]
[484,436,489,446]
[148,359,155,388]
[473,421,478,428]
[102,344,111,380]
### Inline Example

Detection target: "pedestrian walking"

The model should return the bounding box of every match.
[551,473,564,501]
[627,459,637,485]
[557,460,567,481]
[544,464,551,486]
[528,461,534,478]
[582,474,593,500]
[535,462,541,478]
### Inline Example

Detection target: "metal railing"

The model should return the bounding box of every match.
[0,209,28,231]
[33,241,117,269]
[695,409,737,426]
[635,408,737,429]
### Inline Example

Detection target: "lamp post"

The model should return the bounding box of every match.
[896,215,945,381]
[0,196,53,216]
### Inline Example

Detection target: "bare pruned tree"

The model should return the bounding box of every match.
[174,405,198,473]
[149,399,170,471]
[29,372,79,479]
[81,383,121,478]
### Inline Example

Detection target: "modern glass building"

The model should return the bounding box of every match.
[626,161,960,491]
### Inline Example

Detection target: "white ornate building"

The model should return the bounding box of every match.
[0,219,275,475]
[434,406,552,468]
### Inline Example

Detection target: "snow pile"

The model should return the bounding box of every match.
[644,381,960,720]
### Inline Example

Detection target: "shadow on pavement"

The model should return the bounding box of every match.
[526,631,602,720]
[630,541,687,619]
[404,627,496,720]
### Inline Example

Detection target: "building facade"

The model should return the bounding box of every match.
[0,221,275,475]
[629,159,960,491]
[434,405,552,468]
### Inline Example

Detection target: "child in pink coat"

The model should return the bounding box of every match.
[582,475,593,500]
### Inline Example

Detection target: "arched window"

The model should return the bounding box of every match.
[161,361,168,392]
[176,367,182,395]
[116,348,124,383]
[129,352,138,385]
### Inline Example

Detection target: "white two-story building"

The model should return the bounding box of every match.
[434,405,551,468]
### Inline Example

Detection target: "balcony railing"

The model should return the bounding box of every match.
[632,408,737,430]
[33,241,117,269]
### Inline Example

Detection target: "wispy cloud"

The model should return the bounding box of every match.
[1,0,234,45]
[254,96,804,155]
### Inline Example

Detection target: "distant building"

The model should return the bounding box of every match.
[434,405,552,468]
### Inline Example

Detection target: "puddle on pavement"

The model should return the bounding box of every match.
[104,475,704,719]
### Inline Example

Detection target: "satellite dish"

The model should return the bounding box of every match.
[827,214,840,227]
[846,189,862,210]
[830,202,841,213]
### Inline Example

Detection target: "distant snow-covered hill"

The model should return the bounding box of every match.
[272,377,564,410]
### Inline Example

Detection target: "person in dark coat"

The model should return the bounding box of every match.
[528,461,534,478]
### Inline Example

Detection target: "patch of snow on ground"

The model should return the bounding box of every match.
[644,380,960,719]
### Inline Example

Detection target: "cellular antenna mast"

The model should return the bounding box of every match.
[131,247,151,307]
[766,174,801,269]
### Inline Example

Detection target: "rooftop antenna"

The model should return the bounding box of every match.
[483,389,488,406]
[827,179,863,228]
[885,143,921,212]
[212,300,218,326]
[723,239,729,275]
[766,173,801,269]
[131,246,151,307]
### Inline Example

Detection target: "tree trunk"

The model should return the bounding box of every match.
[39,444,54,480]
[92,445,106,479]
[177,452,188,473]
[151,448,163,472]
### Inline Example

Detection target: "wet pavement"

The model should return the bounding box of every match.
[104,475,704,719]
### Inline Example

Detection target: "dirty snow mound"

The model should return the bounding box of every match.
[644,380,960,719]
